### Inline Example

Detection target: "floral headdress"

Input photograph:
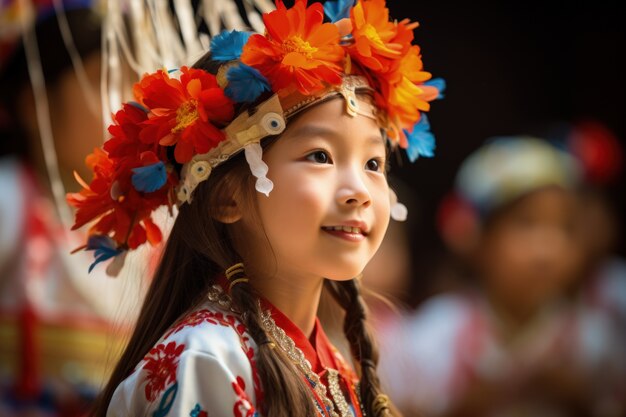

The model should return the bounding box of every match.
[67,0,444,275]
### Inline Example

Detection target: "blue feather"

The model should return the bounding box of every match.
[404,116,436,162]
[323,0,354,22]
[210,30,253,62]
[225,63,271,103]
[131,161,167,193]
[86,235,122,273]
[128,101,149,113]
[425,78,446,99]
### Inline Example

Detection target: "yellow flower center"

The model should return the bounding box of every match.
[282,36,318,59]
[173,100,199,133]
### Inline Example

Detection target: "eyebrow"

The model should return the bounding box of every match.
[287,124,385,146]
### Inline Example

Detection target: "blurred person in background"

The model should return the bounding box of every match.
[0,1,143,415]
[565,121,626,338]
[379,136,625,417]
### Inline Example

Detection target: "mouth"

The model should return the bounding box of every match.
[321,223,369,242]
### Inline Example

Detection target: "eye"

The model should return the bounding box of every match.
[365,158,383,172]
[306,150,331,164]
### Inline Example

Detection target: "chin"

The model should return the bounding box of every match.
[322,265,365,281]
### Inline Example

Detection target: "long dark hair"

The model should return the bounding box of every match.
[91,53,399,417]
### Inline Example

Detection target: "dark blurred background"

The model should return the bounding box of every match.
[384,0,626,304]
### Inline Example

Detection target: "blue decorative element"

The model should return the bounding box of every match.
[210,30,253,61]
[128,101,149,113]
[323,0,354,22]
[225,63,271,103]
[190,403,204,417]
[404,115,436,162]
[425,77,446,99]
[86,235,123,273]
[131,161,167,193]
[153,382,178,417]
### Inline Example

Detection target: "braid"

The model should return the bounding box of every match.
[326,279,400,417]
[229,278,317,417]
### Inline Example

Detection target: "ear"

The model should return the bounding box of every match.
[210,176,245,224]
[212,194,243,224]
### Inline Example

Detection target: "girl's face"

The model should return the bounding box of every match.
[235,96,391,282]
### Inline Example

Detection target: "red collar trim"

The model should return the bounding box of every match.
[261,298,339,375]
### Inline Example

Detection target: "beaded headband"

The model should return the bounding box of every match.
[67,0,444,275]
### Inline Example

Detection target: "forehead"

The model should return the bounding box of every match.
[490,187,577,225]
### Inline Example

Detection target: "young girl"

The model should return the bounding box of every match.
[67,1,442,416]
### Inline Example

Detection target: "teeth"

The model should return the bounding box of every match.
[325,226,362,234]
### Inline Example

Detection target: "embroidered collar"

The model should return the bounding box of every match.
[213,275,341,374]
[261,298,339,375]
[206,282,360,417]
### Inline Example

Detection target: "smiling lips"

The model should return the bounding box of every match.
[321,225,368,242]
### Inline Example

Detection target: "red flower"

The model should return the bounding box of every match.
[67,102,175,249]
[133,66,234,163]
[104,103,151,159]
[143,341,186,402]
[241,0,345,95]
[569,121,624,184]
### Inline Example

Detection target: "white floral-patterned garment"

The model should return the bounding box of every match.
[108,288,363,417]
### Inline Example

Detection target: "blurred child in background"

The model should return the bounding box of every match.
[0,2,143,415]
[379,136,625,417]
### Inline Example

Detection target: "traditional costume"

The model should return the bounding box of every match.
[66,0,443,415]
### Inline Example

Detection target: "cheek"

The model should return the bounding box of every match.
[371,195,390,248]
[368,180,391,239]
[481,232,526,279]
[257,165,329,239]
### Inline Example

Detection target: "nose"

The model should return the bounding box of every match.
[335,166,371,208]
[528,227,569,275]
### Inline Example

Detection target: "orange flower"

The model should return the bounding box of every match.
[348,0,417,73]
[379,45,440,147]
[68,148,117,232]
[133,66,234,163]
[240,0,345,95]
